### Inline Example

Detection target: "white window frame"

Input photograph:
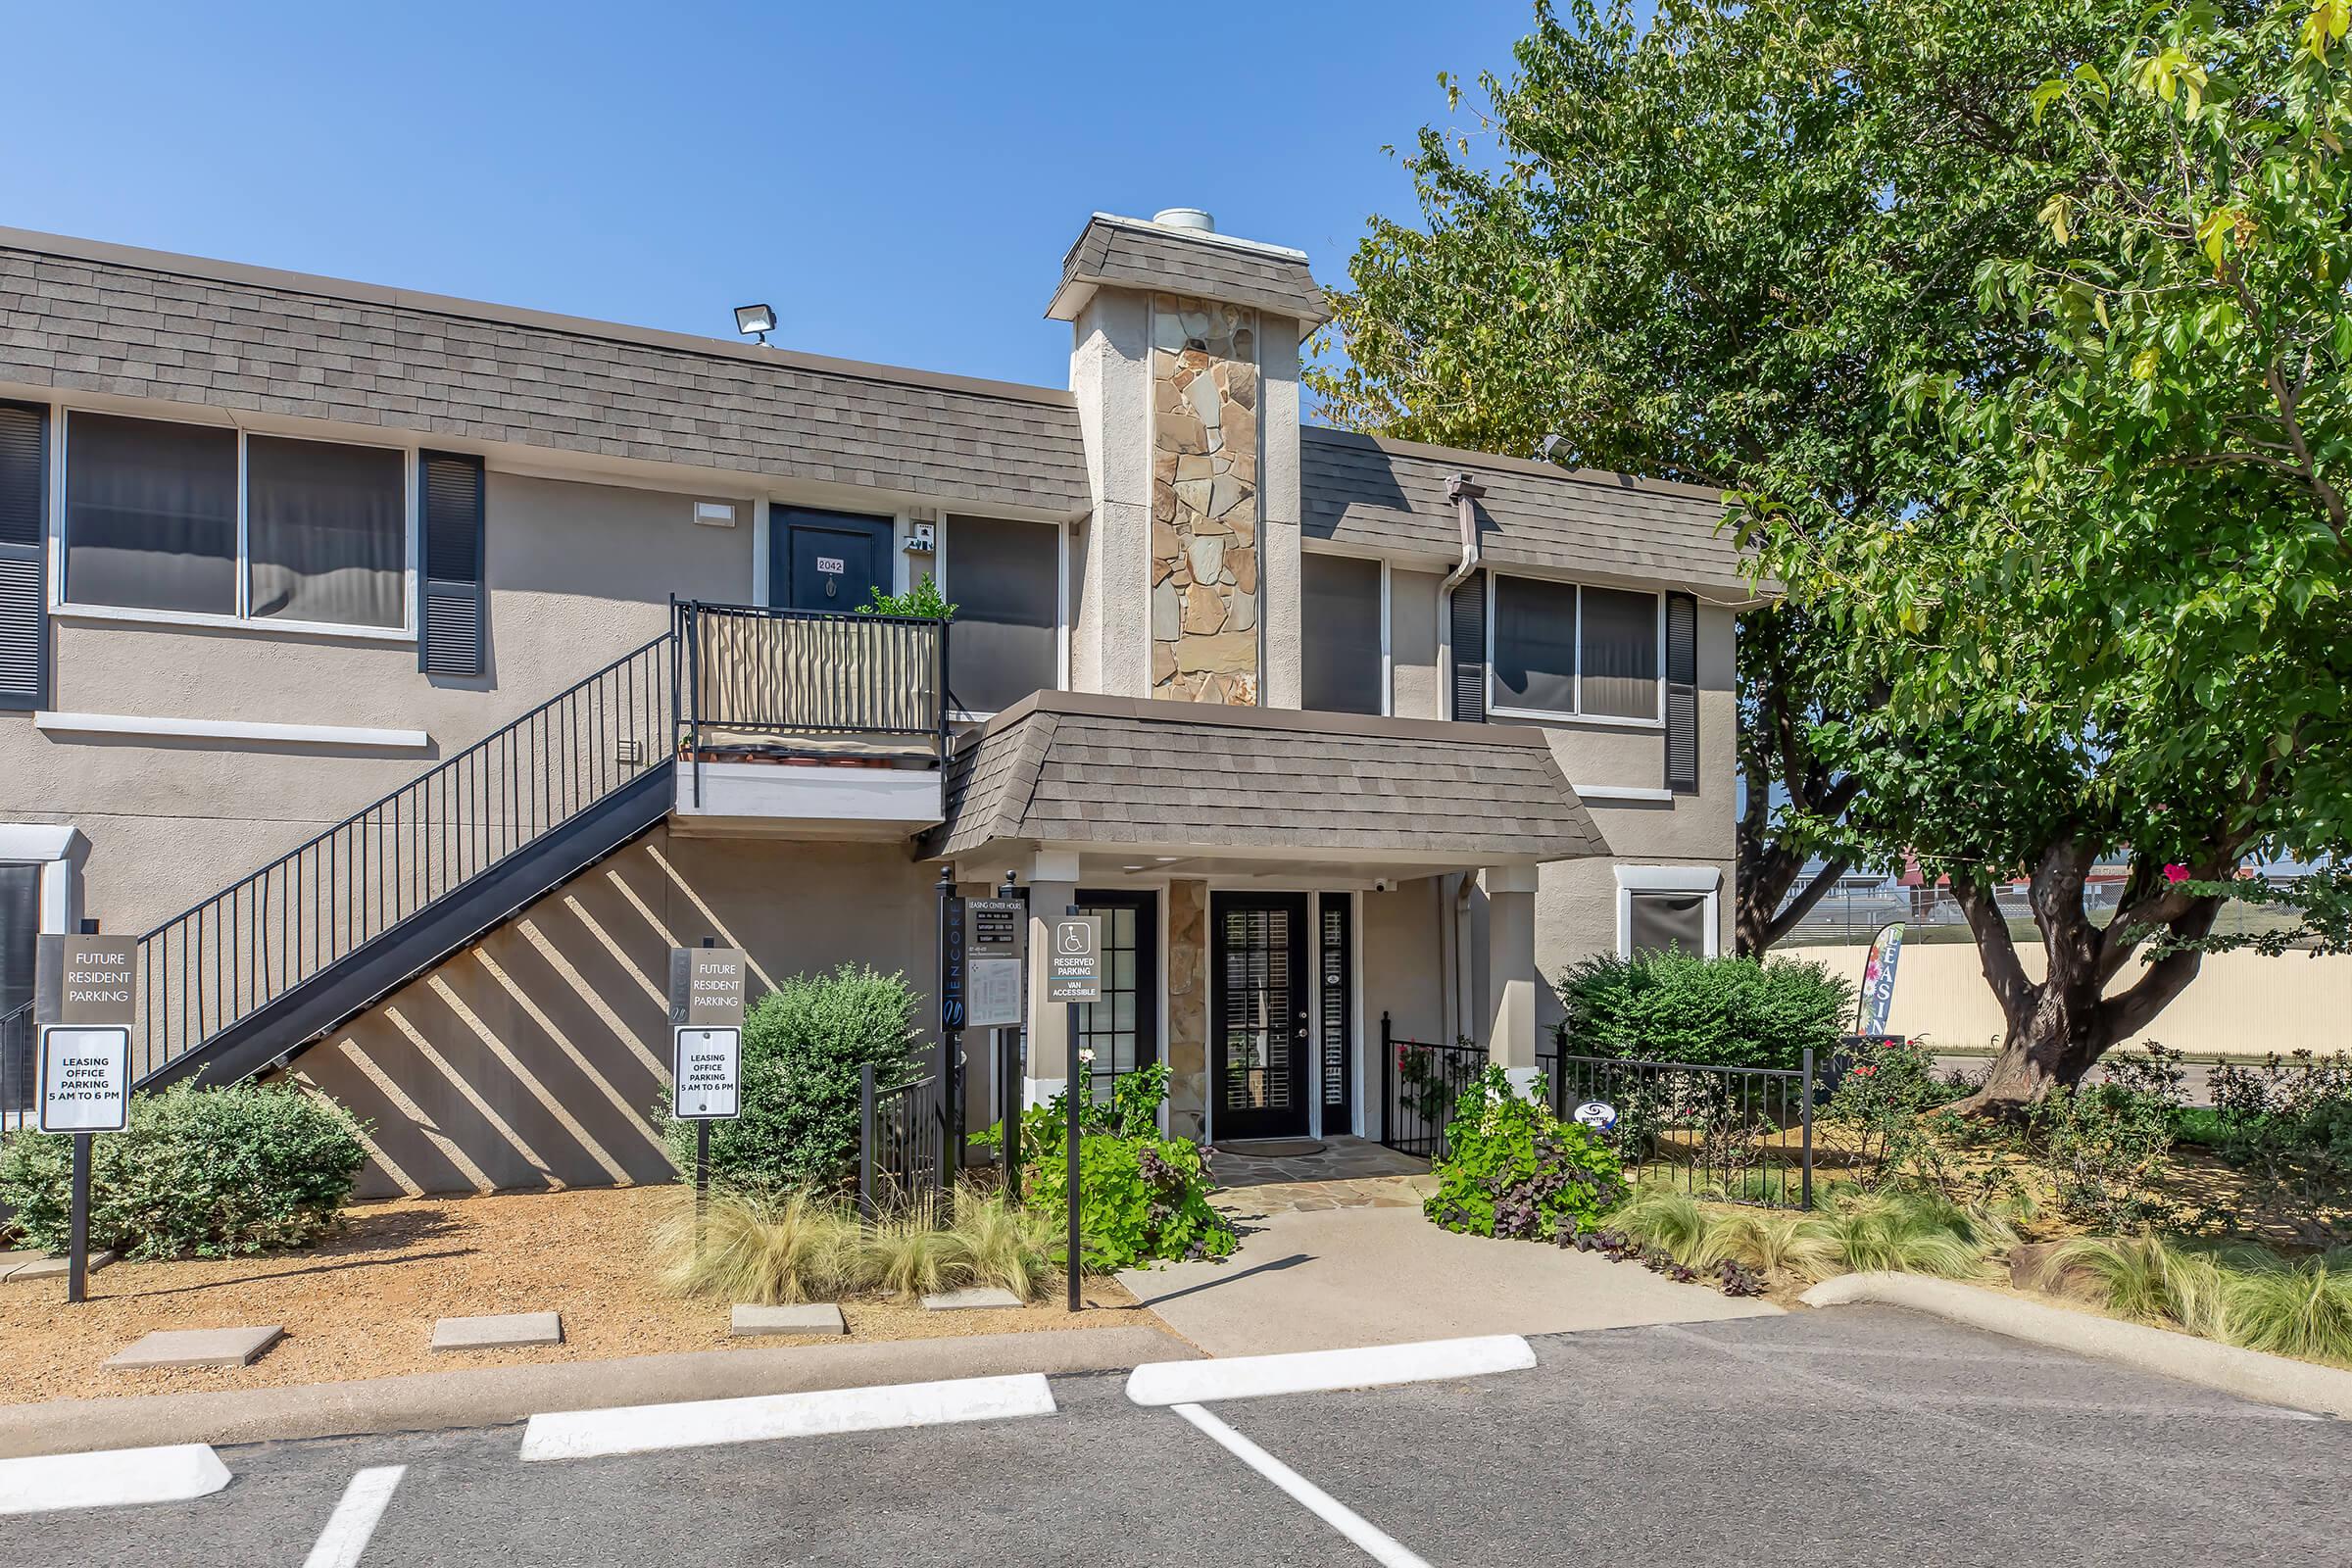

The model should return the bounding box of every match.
[48,405,418,643]
[935,511,1067,722]
[1486,572,1665,729]
[1613,864,1722,957]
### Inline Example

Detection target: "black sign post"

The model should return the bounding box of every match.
[1049,910,1102,1313]
[937,868,964,1193]
[669,937,747,1255]
[36,929,135,1306]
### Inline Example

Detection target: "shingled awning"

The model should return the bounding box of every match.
[922,693,1605,871]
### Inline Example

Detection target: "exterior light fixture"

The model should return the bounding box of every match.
[734,303,777,345]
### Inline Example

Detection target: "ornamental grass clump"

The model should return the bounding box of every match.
[662,1184,1064,1306]
[1601,1185,2006,1291]
[2052,1234,2352,1366]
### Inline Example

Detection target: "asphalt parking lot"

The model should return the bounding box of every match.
[7,1305,2345,1567]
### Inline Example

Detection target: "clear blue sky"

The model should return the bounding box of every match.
[2,2,1547,390]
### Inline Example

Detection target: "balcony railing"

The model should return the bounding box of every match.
[673,600,950,807]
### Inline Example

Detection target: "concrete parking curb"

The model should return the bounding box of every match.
[1800,1272,2352,1418]
[0,1324,1196,1458]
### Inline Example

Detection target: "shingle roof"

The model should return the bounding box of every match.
[1300,427,1754,597]
[0,227,1090,515]
[926,693,1605,862]
[1045,216,1331,325]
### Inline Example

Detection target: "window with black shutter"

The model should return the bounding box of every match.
[1664,591,1698,793]
[0,402,47,710]
[418,452,486,677]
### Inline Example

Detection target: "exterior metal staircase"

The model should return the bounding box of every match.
[123,601,948,1093]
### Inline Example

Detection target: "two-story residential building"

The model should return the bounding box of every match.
[0,208,1751,1194]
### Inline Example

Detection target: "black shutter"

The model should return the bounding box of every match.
[418,451,486,677]
[1664,590,1698,793]
[0,402,49,711]
[1448,570,1486,723]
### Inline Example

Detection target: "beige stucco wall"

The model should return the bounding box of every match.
[1387,566,1446,720]
[1804,941,2352,1057]
[293,828,939,1198]
[1362,874,1448,1047]
[2,470,751,934]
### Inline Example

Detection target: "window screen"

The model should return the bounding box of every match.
[947,515,1057,713]
[1301,554,1383,714]
[65,413,238,615]
[1580,586,1660,719]
[247,435,407,628]
[1628,891,1710,956]
[1492,574,1578,714]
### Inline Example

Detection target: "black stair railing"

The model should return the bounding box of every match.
[132,632,676,1085]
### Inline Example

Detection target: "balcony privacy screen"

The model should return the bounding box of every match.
[687,605,943,758]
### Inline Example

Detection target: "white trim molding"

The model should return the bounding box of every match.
[34,710,431,751]
[1612,863,1723,958]
[0,823,91,938]
[1577,784,1676,804]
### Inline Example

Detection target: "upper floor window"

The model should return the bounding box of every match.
[1302,553,1383,715]
[1489,574,1660,724]
[944,514,1058,714]
[63,412,409,633]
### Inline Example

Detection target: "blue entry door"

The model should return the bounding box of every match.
[770,508,895,612]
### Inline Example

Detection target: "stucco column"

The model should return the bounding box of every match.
[1483,864,1542,1098]
[1023,850,1082,1106]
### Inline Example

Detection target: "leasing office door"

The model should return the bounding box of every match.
[769,508,894,612]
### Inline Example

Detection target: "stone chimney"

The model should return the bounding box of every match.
[1048,210,1330,707]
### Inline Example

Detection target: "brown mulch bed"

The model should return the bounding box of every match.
[0,1186,1151,1405]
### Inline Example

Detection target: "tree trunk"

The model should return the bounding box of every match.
[1735,844,1850,957]
[1949,847,2221,1117]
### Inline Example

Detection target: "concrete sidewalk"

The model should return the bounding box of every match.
[1119,1197,1778,1356]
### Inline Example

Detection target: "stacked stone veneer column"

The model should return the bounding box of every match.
[1150,295,1260,703]
[1165,879,1209,1139]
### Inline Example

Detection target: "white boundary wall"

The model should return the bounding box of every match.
[1800,943,2352,1056]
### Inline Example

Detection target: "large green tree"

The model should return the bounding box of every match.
[1308,0,2098,956]
[1781,0,2352,1108]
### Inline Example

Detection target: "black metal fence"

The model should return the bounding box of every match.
[858,1062,954,1218]
[1549,1053,1812,1209]
[1377,1013,1812,1208]
[1,1000,31,1126]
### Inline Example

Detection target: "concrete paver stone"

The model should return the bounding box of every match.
[431,1312,564,1351]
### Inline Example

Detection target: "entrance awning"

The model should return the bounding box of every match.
[920,692,1606,877]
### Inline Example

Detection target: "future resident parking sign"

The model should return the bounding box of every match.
[35,935,137,1134]
[667,946,747,1121]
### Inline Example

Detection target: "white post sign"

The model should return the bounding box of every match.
[672,1027,741,1120]
[962,897,1026,1029]
[40,1025,130,1134]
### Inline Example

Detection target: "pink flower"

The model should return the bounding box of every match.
[2163,863,2188,884]
[1852,1064,1878,1078]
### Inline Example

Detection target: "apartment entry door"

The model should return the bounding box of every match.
[769,508,894,612]
[1211,892,1311,1141]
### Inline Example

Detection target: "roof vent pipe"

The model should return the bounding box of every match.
[1152,207,1216,233]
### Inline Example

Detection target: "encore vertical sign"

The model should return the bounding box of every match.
[668,946,747,1120]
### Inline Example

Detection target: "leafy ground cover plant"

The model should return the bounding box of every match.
[977,1065,1238,1272]
[2031,1080,2180,1234]
[662,964,922,1193]
[1424,1066,1625,1241]
[1559,952,1851,1071]
[0,1082,368,1259]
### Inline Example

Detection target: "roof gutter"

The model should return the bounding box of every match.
[1440,471,1486,595]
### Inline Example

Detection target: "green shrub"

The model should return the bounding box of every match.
[2032,1082,2178,1233]
[2198,1051,2352,1246]
[0,1082,368,1259]
[663,964,922,1193]
[1425,1066,1626,1241]
[1557,952,1850,1071]
[984,1066,1238,1272]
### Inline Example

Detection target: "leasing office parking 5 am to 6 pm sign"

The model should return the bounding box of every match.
[668,946,747,1121]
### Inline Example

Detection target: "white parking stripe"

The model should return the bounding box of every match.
[302,1466,406,1568]
[0,1444,231,1516]
[1171,1402,1432,1568]
[1126,1334,1536,1406]
[518,1372,1057,1461]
